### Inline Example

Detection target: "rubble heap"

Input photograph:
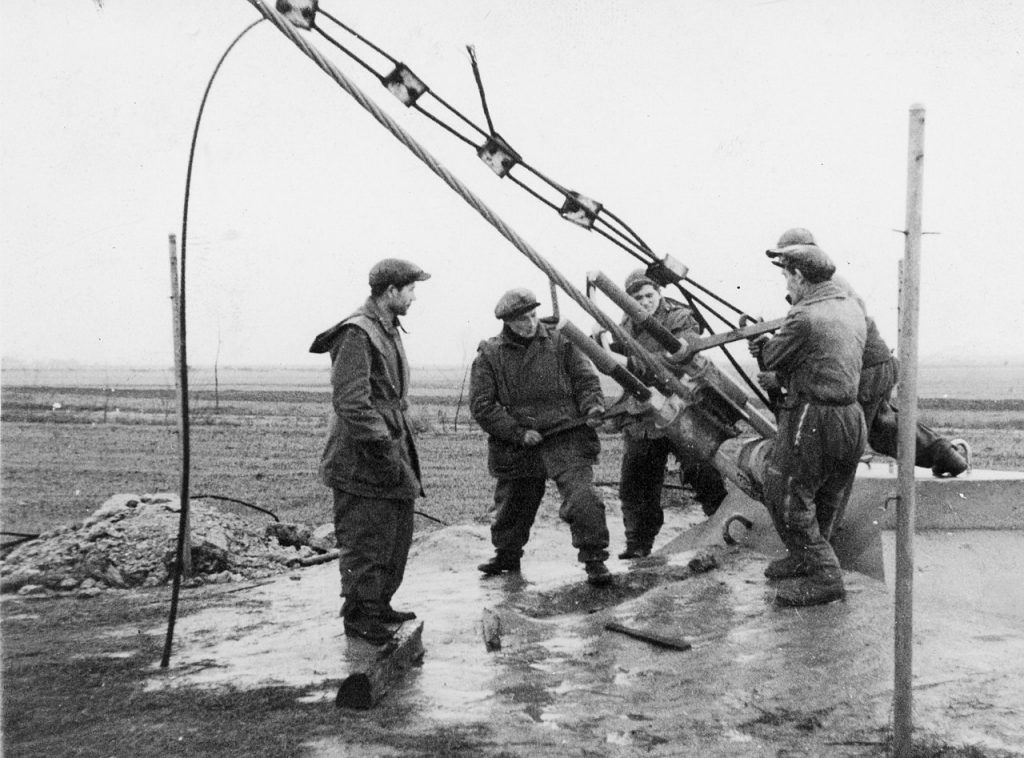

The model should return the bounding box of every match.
[0,493,335,597]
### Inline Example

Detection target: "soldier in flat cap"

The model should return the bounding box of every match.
[309,257,430,644]
[469,288,613,586]
[747,241,867,606]
[766,228,969,478]
[613,270,728,559]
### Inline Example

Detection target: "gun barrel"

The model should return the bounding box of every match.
[556,319,651,401]
[588,269,777,439]
[588,270,682,353]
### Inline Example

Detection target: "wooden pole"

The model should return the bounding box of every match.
[894,103,925,757]
[167,234,192,579]
[162,233,193,668]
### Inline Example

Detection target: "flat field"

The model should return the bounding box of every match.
[2,364,1023,535]
[0,384,630,536]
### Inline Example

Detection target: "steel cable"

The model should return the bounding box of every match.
[300,1,767,398]
[162,17,264,669]
[244,0,695,404]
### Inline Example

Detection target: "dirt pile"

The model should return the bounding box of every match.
[0,493,335,597]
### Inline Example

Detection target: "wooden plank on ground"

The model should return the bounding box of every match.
[481,607,502,652]
[605,621,692,651]
[336,621,425,709]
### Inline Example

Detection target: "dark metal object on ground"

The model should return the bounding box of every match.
[414,509,449,525]
[605,621,692,651]
[336,621,425,709]
[722,514,753,545]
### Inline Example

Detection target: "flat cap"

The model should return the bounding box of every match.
[766,243,835,279]
[494,288,540,320]
[624,268,658,296]
[767,227,816,253]
[368,258,431,288]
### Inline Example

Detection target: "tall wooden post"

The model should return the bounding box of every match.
[162,233,193,668]
[894,103,925,757]
[167,234,192,578]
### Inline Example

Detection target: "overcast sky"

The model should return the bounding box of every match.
[2,0,1022,370]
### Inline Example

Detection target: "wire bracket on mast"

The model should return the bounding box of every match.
[560,191,603,229]
[275,0,317,30]
[259,0,772,406]
[383,64,429,106]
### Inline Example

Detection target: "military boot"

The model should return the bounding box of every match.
[931,438,971,478]
[585,561,613,586]
[764,554,810,580]
[379,606,417,623]
[774,571,846,607]
[477,552,520,575]
[617,545,651,560]
[344,614,396,645]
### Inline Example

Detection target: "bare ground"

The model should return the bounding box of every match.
[2,386,1023,757]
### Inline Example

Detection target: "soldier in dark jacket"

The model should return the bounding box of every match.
[614,270,728,559]
[470,288,613,586]
[770,228,970,477]
[309,258,430,644]
[749,244,867,607]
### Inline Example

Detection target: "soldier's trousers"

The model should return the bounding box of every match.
[488,432,609,563]
[620,435,728,549]
[860,358,946,466]
[333,488,414,619]
[763,401,866,575]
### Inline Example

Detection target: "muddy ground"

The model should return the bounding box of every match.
[7,495,1019,757]
[3,388,1023,756]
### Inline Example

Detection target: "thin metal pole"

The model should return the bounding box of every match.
[894,103,925,756]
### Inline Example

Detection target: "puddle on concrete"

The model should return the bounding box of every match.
[141,508,1024,756]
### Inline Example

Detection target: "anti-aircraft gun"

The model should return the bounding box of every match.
[554,257,783,505]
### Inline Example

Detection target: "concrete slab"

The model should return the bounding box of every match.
[853,466,1024,530]
[144,493,1024,756]
[880,531,1024,753]
[660,466,1024,583]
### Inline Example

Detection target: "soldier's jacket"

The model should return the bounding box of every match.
[470,321,603,478]
[833,276,896,402]
[862,316,891,370]
[761,280,866,407]
[310,297,423,500]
